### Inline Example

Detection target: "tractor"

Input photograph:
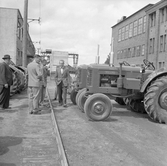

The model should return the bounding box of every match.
[79,59,167,124]
[70,64,88,107]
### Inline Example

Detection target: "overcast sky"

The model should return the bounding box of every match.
[0,0,159,65]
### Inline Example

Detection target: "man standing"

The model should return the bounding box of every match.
[0,55,13,109]
[55,60,69,107]
[39,59,48,105]
[27,54,42,114]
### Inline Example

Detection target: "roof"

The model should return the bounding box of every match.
[145,0,167,12]
[111,4,154,28]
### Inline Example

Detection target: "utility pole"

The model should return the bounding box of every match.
[110,37,114,66]
[96,44,100,64]
[22,0,28,67]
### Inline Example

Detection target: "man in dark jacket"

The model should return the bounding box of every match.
[0,54,13,109]
[55,60,69,107]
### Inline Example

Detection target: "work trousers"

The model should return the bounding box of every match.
[28,86,41,112]
[39,85,46,104]
[0,86,10,108]
[57,82,67,104]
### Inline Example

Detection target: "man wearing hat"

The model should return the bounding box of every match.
[0,54,13,109]
[27,54,42,114]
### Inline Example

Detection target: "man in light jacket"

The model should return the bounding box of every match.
[55,60,69,107]
[27,54,42,114]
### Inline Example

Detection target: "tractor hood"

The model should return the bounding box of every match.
[88,64,153,74]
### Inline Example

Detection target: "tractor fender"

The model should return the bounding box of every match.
[140,68,167,93]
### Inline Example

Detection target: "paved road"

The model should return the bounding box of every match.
[54,98,167,166]
[0,90,60,166]
[1,77,167,166]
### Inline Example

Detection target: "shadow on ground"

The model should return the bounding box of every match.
[0,109,18,113]
[0,117,4,120]
[0,163,16,166]
[111,109,149,121]
[0,136,23,156]
[10,90,27,100]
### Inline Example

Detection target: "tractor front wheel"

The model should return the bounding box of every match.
[144,76,167,123]
[77,89,87,112]
[84,93,112,121]
[76,88,86,106]
[70,88,78,105]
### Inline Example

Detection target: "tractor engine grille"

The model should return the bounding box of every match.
[87,69,92,86]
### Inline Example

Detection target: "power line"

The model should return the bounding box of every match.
[39,0,42,53]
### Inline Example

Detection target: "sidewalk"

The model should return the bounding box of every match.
[0,79,60,166]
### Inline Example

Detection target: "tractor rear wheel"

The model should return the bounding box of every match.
[84,93,112,121]
[115,97,125,105]
[76,88,86,106]
[144,76,167,123]
[70,88,78,105]
[77,89,87,112]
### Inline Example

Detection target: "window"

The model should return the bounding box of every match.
[160,35,164,52]
[158,62,165,68]
[142,45,145,56]
[17,22,22,39]
[152,38,155,54]
[117,51,120,59]
[166,7,167,22]
[129,23,133,37]
[138,18,143,34]
[149,38,155,54]
[118,29,121,42]
[133,20,138,36]
[136,46,141,57]
[125,25,129,39]
[124,49,127,58]
[132,47,136,57]
[163,62,165,67]
[120,50,123,59]
[121,27,125,41]
[161,8,165,23]
[150,12,156,27]
[164,34,166,52]
[159,62,162,68]
[127,48,131,58]
[149,38,153,54]
[143,16,146,32]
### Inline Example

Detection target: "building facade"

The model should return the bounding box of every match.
[146,0,167,69]
[0,7,35,66]
[112,0,167,69]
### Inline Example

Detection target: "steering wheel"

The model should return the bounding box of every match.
[143,59,155,70]
[122,61,130,66]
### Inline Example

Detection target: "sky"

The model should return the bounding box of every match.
[0,0,159,65]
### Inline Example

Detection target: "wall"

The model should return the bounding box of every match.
[0,8,17,63]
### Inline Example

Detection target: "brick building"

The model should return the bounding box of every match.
[0,7,35,66]
[112,0,167,69]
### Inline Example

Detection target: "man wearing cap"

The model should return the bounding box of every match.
[27,54,42,114]
[0,55,13,109]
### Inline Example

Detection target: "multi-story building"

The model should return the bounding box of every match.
[0,7,35,66]
[112,0,167,69]
[146,0,167,69]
